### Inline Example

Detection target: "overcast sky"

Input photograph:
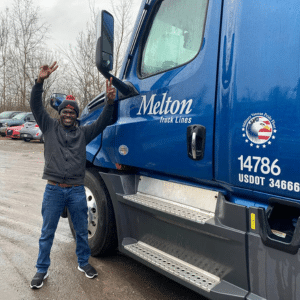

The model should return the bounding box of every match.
[0,0,142,51]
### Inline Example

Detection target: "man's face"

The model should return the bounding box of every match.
[60,108,77,128]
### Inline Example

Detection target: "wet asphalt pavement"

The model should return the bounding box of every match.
[0,137,207,300]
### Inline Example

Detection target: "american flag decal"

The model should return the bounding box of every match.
[242,114,276,148]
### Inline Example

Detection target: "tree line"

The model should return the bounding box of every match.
[0,0,134,116]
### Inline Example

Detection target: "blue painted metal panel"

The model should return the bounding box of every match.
[93,126,116,168]
[92,0,148,168]
[215,0,300,202]
[86,135,103,163]
[105,0,222,181]
[79,107,104,163]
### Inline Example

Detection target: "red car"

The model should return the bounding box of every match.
[6,124,25,139]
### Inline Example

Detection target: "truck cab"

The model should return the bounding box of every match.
[70,1,300,299]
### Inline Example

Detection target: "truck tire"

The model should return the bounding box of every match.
[68,168,118,256]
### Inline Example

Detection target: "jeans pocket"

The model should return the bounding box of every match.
[46,183,58,191]
[73,185,85,192]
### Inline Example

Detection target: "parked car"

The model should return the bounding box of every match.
[0,111,22,120]
[20,122,44,143]
[0,112,35,136]
[5,124,25,139]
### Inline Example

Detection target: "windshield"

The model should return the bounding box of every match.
[12,113,27,120]
[0,112,12,118]
[141,0,208,77]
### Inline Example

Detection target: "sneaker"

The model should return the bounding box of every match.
[78,264,98,278]
[30,272,48,289]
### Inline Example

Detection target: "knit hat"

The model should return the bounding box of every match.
[58,95,79,116]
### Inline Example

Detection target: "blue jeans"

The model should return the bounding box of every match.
[36,184,91,273]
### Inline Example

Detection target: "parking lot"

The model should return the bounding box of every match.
[0,137,205,300]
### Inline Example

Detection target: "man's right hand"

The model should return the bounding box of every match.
[106,77,116,105]
[37,62,58,83]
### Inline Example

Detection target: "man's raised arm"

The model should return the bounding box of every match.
[84,77,116,144]
[30,62,58,133]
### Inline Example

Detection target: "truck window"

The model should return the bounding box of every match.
[140,0,208,77]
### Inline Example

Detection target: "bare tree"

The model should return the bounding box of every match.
[58,1,105,110]
[9,0,50,109]
[58,0,135,111]
[110,0,134,77]
[0,8,12,110]
[59,29,105,110]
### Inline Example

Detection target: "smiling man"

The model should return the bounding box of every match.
[58,95,79,128]
[29,62,116,289]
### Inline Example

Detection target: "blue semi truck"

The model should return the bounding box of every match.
[57,0,300,299]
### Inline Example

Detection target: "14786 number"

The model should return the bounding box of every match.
[238,155,281,176]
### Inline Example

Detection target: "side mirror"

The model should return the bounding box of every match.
[95,10,138,98]
[96,10,114,73]
[49,93,67,111]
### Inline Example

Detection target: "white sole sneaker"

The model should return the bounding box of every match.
[78,266,98,278]
[30,272,49,289]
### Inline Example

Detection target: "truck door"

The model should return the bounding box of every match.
[215,2,300,299]
[113,0,222,181]
[215,0,300,201]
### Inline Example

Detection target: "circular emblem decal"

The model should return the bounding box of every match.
[118,145,129,156]
[242,114,277,148]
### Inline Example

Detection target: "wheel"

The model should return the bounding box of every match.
[24,139,30,142]
[68,168,118,256]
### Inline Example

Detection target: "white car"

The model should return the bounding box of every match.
[20,122,44,143]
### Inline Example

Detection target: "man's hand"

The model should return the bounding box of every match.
[37,62,58,83]
[106,77,116,105]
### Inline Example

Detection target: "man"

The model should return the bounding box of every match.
[30,62,116,289]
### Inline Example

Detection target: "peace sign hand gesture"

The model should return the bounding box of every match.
[37,62,58,83]
[106,77,116,105]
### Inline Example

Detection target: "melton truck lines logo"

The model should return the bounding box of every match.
[137,93,193,123]
[242,113,276,148]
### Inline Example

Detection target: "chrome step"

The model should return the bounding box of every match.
[123,193,214,224]
[137,176,218,213]
[124,241,220,292]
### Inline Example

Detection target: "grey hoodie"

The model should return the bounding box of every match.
[30,81,114,185]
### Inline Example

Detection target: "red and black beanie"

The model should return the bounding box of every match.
[58,95,79,117]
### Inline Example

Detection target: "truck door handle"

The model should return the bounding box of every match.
[187,125,206,161]
[192,131,197,159]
